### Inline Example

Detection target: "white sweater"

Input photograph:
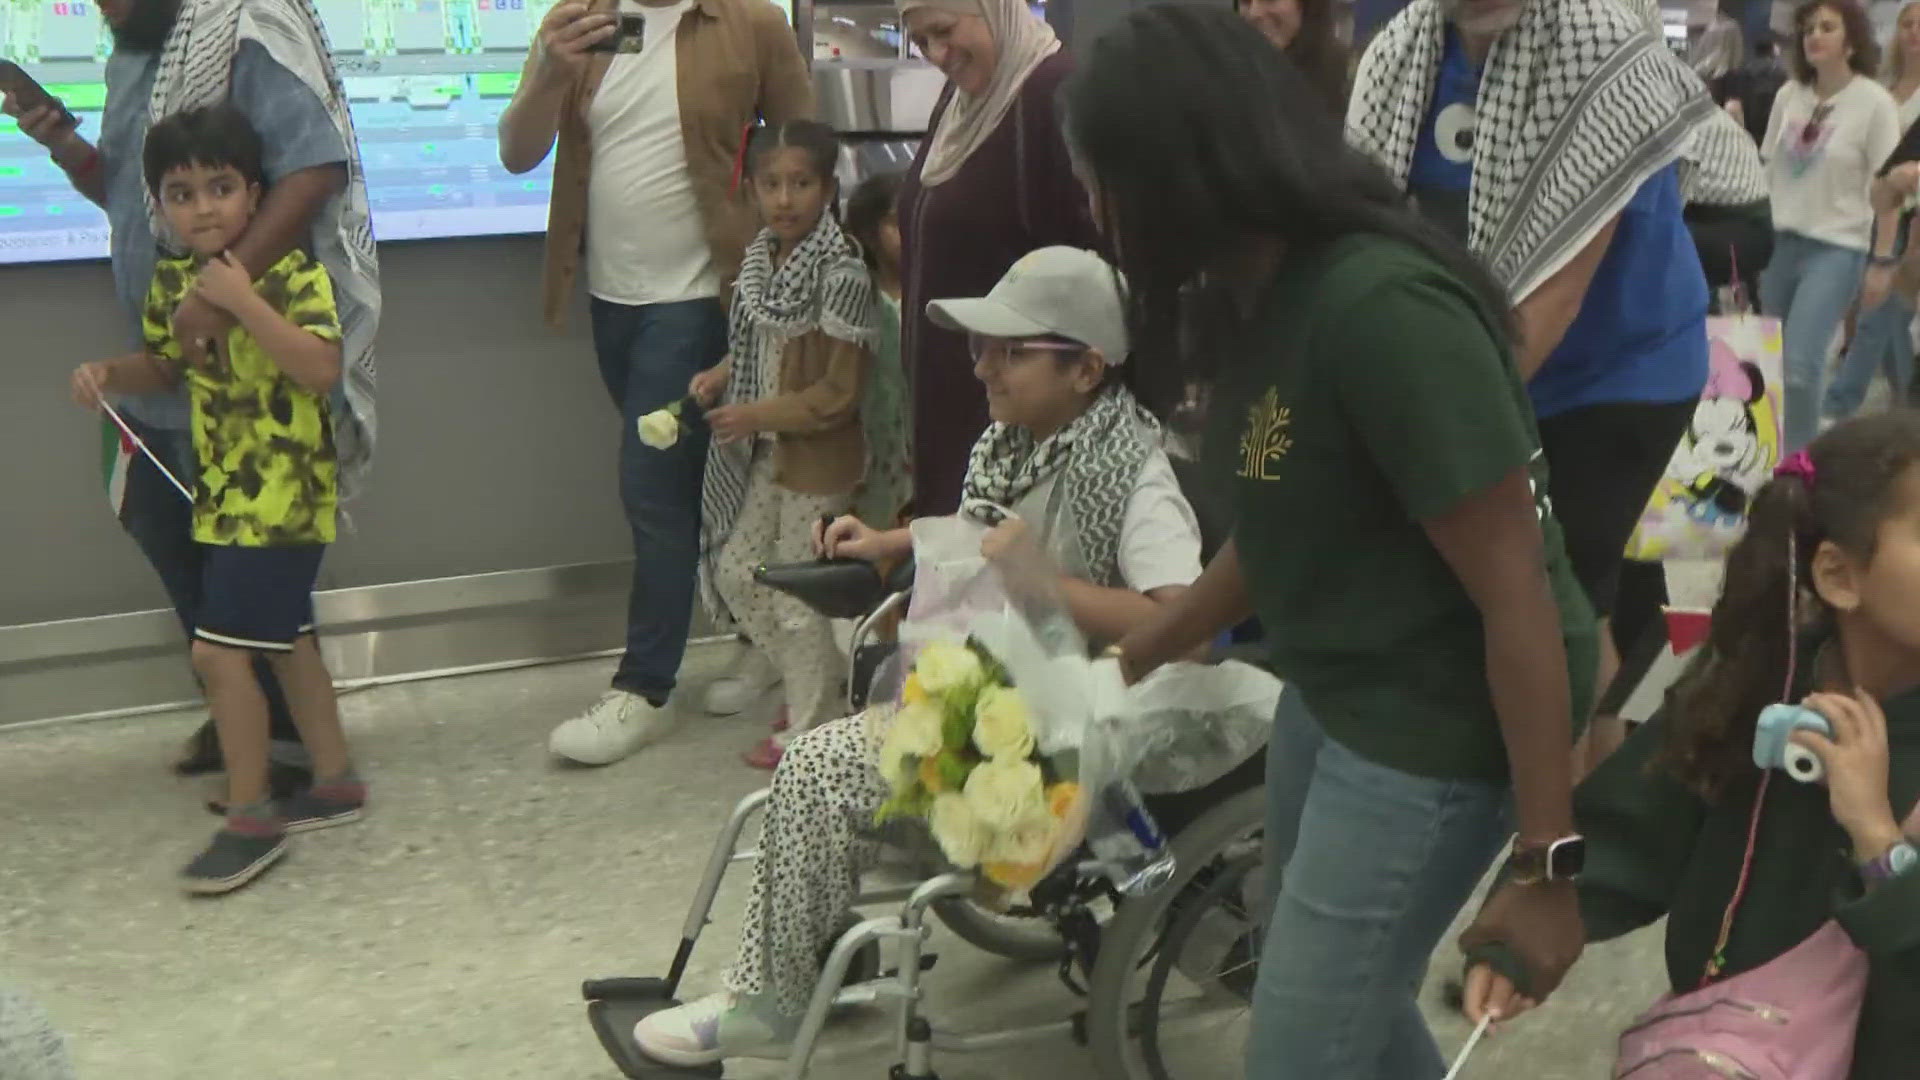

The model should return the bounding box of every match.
[1765,76,1902,251]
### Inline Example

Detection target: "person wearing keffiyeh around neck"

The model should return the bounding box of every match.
[692,121,877,772]
[1,0,380,796]
[629,246,1205,1068]
[1349,0,1717,775]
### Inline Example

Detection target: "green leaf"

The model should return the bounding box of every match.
[936,751,974,792]
[941,696,974,752]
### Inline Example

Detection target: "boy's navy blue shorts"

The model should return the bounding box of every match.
[191,544,325,653]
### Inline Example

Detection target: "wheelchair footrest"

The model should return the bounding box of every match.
[584,977,724,1079]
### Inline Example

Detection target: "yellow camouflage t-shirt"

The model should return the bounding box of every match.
[143,250,342,546]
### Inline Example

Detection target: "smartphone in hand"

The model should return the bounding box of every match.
[0,60,79,130]
[587,13,644,53]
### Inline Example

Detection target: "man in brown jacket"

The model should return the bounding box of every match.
[499,0,811,765]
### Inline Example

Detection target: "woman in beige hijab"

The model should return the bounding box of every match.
[894,0,1102,516]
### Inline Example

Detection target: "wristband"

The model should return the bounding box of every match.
[1870,253,1899,267]
[59,145,100,178]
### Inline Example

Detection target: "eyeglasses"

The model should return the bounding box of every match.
[967,333,1088,364]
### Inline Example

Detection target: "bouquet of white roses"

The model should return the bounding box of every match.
[875,638,1086,892]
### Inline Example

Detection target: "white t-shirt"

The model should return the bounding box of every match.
[1764,76,1902,251]
[585,0,720,305]
[1015,449,1204,595]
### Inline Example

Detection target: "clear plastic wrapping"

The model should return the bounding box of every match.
[871,514,1281,897]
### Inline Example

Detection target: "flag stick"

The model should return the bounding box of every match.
[99,400,193,503]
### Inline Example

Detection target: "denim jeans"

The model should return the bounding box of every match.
[1252,691,1511,1079]
[1760,231,1867,452]
[589,296,727,703]
[1824,292,1915,419]
[119,418,301,744]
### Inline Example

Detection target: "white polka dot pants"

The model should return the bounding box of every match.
[712,453,849,735]
[723,714,891,1016]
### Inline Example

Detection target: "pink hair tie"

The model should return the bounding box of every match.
[1775,450,1817,487]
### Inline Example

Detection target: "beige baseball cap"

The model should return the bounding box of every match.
[927,247,1129,364]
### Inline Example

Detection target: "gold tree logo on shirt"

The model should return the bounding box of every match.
[1237,387,1293,480]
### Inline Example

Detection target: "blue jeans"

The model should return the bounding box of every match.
[119,419,301,745]
[1760,231,1867,452]
[1252,691,1511,1079]
[589,296,727,703]
[1824,292,1914,419]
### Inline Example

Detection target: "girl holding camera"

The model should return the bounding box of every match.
[1463,410,1920,1078]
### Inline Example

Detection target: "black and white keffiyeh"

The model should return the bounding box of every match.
[1347,0,1717,302]
[1682,107,1770,206]
[148,0,381,497]
[699,214,875,622]
[961,384,1158,589]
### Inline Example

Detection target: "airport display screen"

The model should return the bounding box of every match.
[0,0,793,264]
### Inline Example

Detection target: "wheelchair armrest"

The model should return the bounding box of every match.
[885,558,915,596]
[754,559,891,620]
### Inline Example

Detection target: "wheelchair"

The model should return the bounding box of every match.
[582,462,1273,1080]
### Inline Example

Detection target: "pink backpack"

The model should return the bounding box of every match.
[1613,776,1916,1079]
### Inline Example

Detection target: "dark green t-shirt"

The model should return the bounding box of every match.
[1203,234,1598,782]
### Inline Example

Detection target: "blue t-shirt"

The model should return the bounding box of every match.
[1406,29,1708,420]
[102,40,351,431]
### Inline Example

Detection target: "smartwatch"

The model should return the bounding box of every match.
[1509,835,1586,885]
[1861,840,1917,884]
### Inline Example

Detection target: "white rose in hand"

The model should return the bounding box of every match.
[963,755,1048,833]
[636,407,682,449]
[930,792,991,868]
[916,641,984,695]
[879,701,946,786]
[973,686,1036,760]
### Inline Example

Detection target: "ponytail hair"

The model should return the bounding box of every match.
[1663,409,1920,797]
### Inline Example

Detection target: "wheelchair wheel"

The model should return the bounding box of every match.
[1085,786,1265,1080]
[931,896,1068,962]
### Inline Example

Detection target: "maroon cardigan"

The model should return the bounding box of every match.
[898,51,1103,515]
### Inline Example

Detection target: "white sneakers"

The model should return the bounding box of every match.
[632,991,795,1068]
[547,690,676,766]
[701,648,783,716]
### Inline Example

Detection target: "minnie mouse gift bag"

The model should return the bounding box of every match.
[1624,315,1785,562]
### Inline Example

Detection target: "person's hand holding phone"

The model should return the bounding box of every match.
[533,2,616,88]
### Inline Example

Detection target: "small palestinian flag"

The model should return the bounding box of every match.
[102,413,134,519]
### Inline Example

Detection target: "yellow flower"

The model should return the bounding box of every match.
[929,792,990,869]
[636,408,681,449]
[901,673,927,706]
[878,701,944,789]
[915,640,985,696]
[987,817,1056,867]
[918,755,948,794]
[962,755,1048,833]
[972,685,1036,761]
[983,858,1049,890]
[1046,781,1081,820]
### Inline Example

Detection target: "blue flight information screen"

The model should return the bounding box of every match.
[0,0,793,264]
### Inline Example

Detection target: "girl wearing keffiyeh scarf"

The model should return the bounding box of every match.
[694,121,877,769]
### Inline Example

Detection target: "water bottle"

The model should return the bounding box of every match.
[1089,779,1177,895]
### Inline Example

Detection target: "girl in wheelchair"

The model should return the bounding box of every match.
[634,246,1206,1067]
